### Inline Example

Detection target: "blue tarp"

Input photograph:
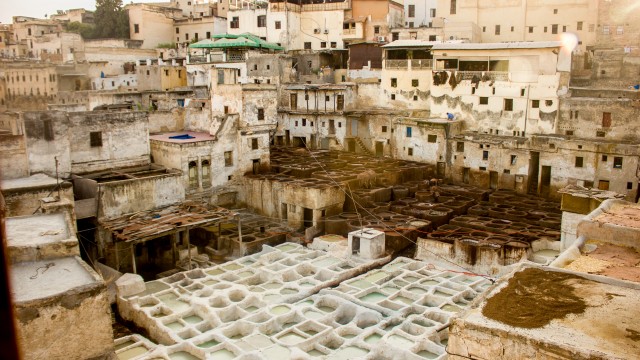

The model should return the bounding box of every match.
[169,134,195,140]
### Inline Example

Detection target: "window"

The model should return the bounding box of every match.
[231,17,239,29]
[330,42,337,48]
[392,32,399,41]
[275,21,281,29]
[44,120,54,141]
[406,127,412,138]
[551,24,558,34]
[511,26,514,32]
[602,112,611,127]
[391,94,395,100]
[408,5,415,17]
[302,118,307,126]
[456,142,464,152]
[532,100,540,108]
[257,15,266,28]
[185,33,189,40]
[411,79,419,87]
[504,99,513,111]
[602,155,608,162]
[575,157,583,168]
[194,33,198,41]
[290,93,297,109]
[336,95,344,110]
[257,108,264,120]
[321,42,326,48]
[575,21,583,31]
[251,138,259,150]
[598,180,610,191]
[589,24,595,32]
[295,121,298,126]
[201,160,210,186]
[391,78,397,87]
[566,130,574,136]
[483,26,486,32]
[495,25,500,35]
[304,42,312,50]
[304,94,309,100]
[545,100,553,106]
[224,151,233,166]
[483,151,489,160]
[603,25,610,35]
[510,155,517,165]
[206,31,211,39]
[134,24,140,33]
[544,26,548,33]
[427,134,437,143]
[450,0,456,14]
[90,131,103,147]
[188,161,198,187]
[562,25,567,32]
[408,148,413,156]
[529,26,534,33]
[382,126,388,133]
[430,8,436,17]
[613,157,623,169]
[617,26,623,35]
[479,97,488,105]
[374,26,380,34]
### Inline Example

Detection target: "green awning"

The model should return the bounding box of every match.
[189,33,283,51]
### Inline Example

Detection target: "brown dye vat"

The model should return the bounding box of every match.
[482,268,587,328]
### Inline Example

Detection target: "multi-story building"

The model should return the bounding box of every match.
[404,0,437,28]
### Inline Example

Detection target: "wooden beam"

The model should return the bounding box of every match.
[131,243,137,274]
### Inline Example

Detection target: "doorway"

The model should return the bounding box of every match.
[375,141,384,157]
[463,167,470,184]
[352,236,360,255]
[489,171,498,190]
[303,208,313,229]
[540,166,551,197]
[252,159,260,174]
[350,119,358,137]
[528,152,540,194]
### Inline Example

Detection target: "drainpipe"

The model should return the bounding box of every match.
[523,84,530,137]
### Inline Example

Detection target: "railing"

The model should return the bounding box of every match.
[227,53,245,62]
[410,59,433,69]
[386,59,408,69]
[343,29,356,35]
[457,71,509,81]
[189,55,207,63]
[269,0,350,12]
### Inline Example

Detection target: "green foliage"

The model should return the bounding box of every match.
[157,43,176,49]
[65,22,95,39]
[93,0,130,39]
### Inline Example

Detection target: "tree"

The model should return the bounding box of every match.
[93,0,129,39]
[65,22,95,39]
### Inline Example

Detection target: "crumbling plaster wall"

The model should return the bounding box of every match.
[380,68,432,109]
[0,134,29,179]
[2,182,74,218]
[98,172,185,219]
[558,97,640,143]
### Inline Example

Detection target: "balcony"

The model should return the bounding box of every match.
[457,71,509,81]
[385,59,433,70]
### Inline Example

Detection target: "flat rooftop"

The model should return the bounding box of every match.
[592,201,640,230]
[11,257,99,303]
[149,131,215,144]
[1,173,61,191]
[6,213,70,247]
[448,265,640,359]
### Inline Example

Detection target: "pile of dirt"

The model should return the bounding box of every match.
[482,268,587,329]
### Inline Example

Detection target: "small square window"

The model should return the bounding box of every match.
[532,100,540,108]
[553,9,558,14]
[408,148,413,156]
[545,100,553,106]
[382,126,388,133]
[613,157,623,169]
[257,108,264,120]
[330,42,337,48]
[406,127,412,137]
[90,131,102,147]
[456,142,464,152]
[302,119,307,126]
[596,131,605,137]
[427,134,437,143]
[510,155,517,165]
[391,94,396,100]
[413,95,418,101]
[251,138,259,150]
[391,78,397,87]
[412,79,419,87]
[627,182,633,190]
[275,21,281,29]
[479,97,488,105]
[295,121,299,126]
[483,151,489,160]
[504,99,513,111]
[225,152,233,167]
[304,42,312,49]
[577,21,583,31]
[529,26,534,33]
[320,42,326,48]
[479,166,487,171]
[575,157,584,168]
[503,169,511,174]
[602,155,608,162]
[325,96,330,102]
[566,130,574,136]
[338,122,342,128]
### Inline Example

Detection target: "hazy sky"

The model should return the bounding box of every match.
[0,1,160,24]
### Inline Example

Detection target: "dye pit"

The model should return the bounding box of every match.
[114,243,493,359]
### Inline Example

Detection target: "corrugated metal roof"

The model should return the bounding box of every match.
[382,40,441,48]
[189,33,283,50]
[431,41,563,50]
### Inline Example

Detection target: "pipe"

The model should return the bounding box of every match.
[549,235,586,268]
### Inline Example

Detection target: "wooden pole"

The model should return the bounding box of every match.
[237,216,243,244]
[185,230,191,271]
[131,243,137,274]
[172,232,178,268]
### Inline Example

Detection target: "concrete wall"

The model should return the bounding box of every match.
[98,172,184,219]
[0,134,29,179]
[127,4,179,49]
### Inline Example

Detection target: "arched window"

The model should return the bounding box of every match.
[201,159,211,187]
[188,161,198,187]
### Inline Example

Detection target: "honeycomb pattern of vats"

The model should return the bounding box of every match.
[115,255,492,360]
[117,244,388,351]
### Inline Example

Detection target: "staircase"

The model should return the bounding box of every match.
[353,137,374,156]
